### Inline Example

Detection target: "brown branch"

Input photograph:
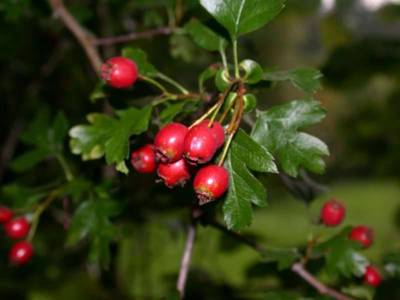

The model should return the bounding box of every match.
[94,27,173,46]
[47,0,103,74]
[209,221,354,300]
[177,223,196,299]
[292,263,354,300]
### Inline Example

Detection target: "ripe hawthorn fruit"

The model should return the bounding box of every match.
[101,57,138,89]
[198,119,225,149]
[0,206,13,223]
[348,225,374,248]
[320,199,345,226]
[184,124,217,164]
[157,158,191,188]
[364,265,382,287]
[193,164,229,205]
[4,217,30,240]
[130,144,156,173]
[154,123,188,163]
[9,241,33,265]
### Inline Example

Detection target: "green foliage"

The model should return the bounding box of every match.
[223,129,277,230]
[315,227,369,278]
[251,100,329,177]
[200,0,285,38]
[384,253,400,278]
[184,18,227,51]
[67,187,121,268]
[69,106,152,173]
[263,68,323,94]
[261,247,300,270]
[12,108,69,172]
[122,47,158,77]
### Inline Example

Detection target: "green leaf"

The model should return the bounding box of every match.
[122,47,157,77]
[11,148,50,172]
[90,82,107,103]
[69,106,152,173]
[240,59,263,84]
[12,109,69,172]
[223,130,276,230]
[104,106,152,169]
[263,68,323,94]
[184,18,227,51]
[251,99,329,177]
[230,129,277,173]
[67,189,120,268]
[49,112,69,147]
[159,102,186,125]
[315,227,369,278]
[261,247,300,270]
[200,0,285,38]
[1,183,46,209]
[341,285,375,300]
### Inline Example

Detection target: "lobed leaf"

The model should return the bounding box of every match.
[263,68,323,94]
[251,99,329,177]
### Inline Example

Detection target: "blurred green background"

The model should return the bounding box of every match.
[0,0,399,299]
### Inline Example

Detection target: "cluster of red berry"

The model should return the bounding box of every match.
[320,199,381,287]
[130,121,229,204]
[101,57,230,203]
[0,206,33,265]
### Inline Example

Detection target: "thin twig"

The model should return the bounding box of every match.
[177,223,196,299]
[94,27,173,46]
[209,221,354,300]
[292,263,354,300]
[47,0,103,73]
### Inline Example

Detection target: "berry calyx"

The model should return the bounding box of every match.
[101,57,138,89]
[154,123,188,163]
[184,125,218,165]
[9,241,34,265]
[193,165,229,205]
[364,266,382,287]
[130,144,156,173]
[4,217,30,240]
[348,225,374,248]
[157,159,191,188]
[198,119,225,149]
[0,206,13,223]
[320,199,345,226]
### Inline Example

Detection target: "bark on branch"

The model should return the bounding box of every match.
[177,223,196,299]
[47,0,103,73]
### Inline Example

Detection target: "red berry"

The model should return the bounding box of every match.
[364,266,382,287]
[157,159,191,188]
[348,225,374,248]
[184,125,217,164]
[130,144,156,173]
[154,123,188,163]
[193,165,229,205]
[101,57,138,89]
[4,217,30,240]
[9,241,33,265]
[0,206,13,223]
[320,199,345,226]
[198,119,225,149]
